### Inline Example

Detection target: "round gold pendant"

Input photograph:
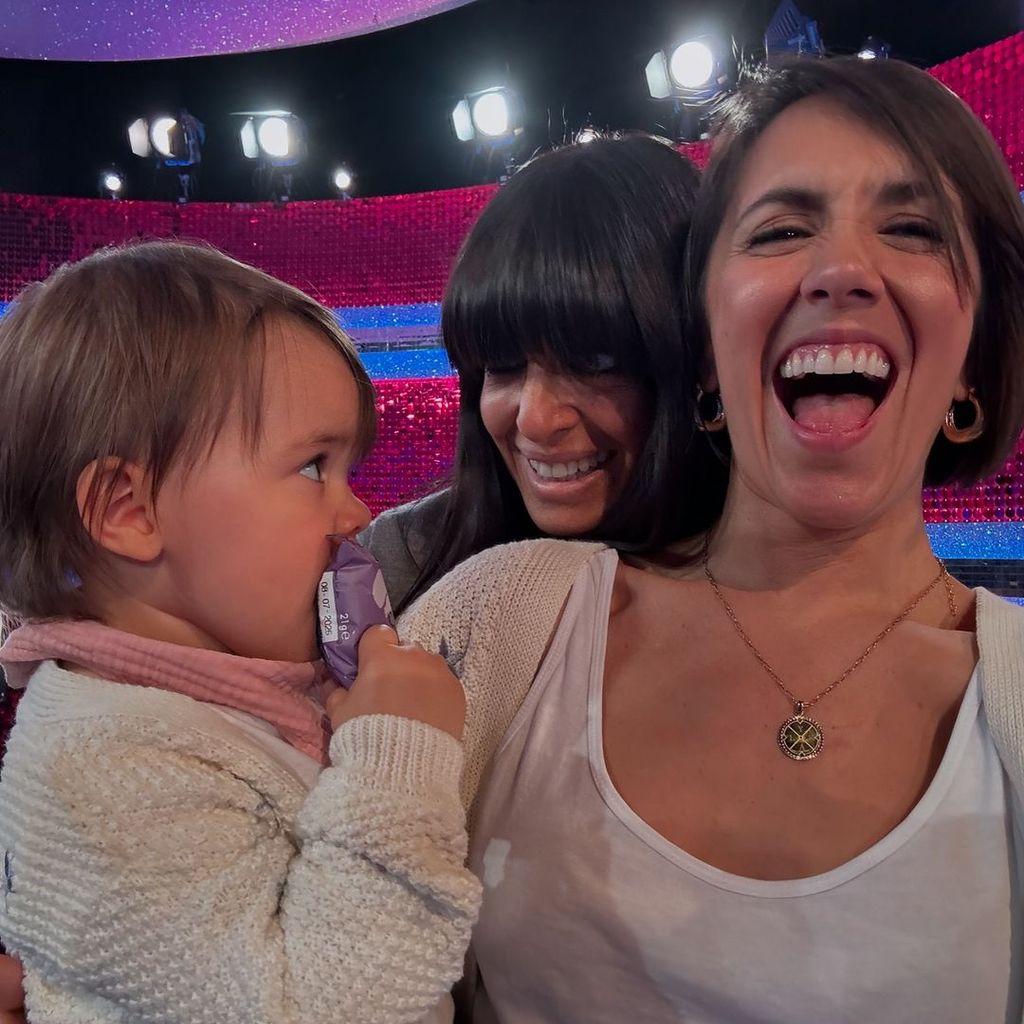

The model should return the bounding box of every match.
[778,714,823,761]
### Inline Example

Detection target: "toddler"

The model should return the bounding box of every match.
[0,241,478,1024]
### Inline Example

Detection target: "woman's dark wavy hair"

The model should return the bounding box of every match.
[683,56,1024,520]
[401,134,712,608]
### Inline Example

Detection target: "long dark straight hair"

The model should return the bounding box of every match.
[400,134,721,609]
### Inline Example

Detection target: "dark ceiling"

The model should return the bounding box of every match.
[2,0,1020,202]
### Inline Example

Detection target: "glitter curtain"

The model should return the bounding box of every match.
[1,0,477,61]
[0,35,1023,519]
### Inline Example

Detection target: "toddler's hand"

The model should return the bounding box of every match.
[327,626,465,740]
[0,953,24,1024]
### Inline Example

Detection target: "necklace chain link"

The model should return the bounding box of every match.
[702,546,958,713]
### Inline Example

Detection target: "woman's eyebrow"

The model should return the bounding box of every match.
[737,186,824,224]
[876,179,932,205]
[735,178,934,226]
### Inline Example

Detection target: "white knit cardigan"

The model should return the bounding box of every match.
[0,665,481,1024]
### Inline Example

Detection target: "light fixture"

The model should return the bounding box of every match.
[127,110,204,202]
[235,110,307,166]
[763,0,824,62]
[645,36,730,105]
[451,87,524,144]
[857,36,890,60]
[331,166,354,195]
[233,110,308,202]
[99,168,125,199]
[127,111,204,166]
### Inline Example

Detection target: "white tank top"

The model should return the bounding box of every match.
[468,550,1023,1023]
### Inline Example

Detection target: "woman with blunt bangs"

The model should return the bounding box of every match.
[396,57,1024,1021]
[360,134,716,610]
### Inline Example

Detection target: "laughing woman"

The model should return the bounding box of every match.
[399,57,1024,1021]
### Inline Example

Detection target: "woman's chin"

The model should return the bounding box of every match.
[766,473,905,535]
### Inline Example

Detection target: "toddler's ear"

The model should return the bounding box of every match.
[75,458,163,563]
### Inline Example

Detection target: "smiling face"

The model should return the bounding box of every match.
[704,97,979,533]
[479,358,648,536]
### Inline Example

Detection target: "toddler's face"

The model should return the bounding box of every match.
[152,316,371,661]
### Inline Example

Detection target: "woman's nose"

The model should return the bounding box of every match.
[800,228,883,309]
[515,365,580,440]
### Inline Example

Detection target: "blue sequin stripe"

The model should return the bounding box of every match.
[0,300,453,380]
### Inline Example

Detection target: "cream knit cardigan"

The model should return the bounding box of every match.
[0,664,481,1024]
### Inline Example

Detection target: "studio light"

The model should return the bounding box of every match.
[857,37,891,60]
[234,110,308,203]
[451,87,523,144]
[127,111,204,166]
[331,166,354,195]
[236,110,307,166]
[99,168,124,199]
[646,33,733,141]
[645,35,730,105]
[127,110,204,202]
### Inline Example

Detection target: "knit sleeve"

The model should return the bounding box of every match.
[1,713,479,1024]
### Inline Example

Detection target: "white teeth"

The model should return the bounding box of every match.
[527,452,609,480]
[778,346,892,382]
[814,350,835,374]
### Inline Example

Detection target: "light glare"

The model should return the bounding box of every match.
[669,40,715,90]
[257,117,291,158]
[472,92,510,138]
[149,116,177,158]
[332,167,353,191]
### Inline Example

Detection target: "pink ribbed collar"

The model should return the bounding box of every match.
[0,619,335,764]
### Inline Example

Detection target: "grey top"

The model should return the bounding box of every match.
[359,489,451,609]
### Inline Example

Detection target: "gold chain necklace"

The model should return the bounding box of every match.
[702,546,958,761]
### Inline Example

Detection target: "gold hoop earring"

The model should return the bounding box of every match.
[696,386,727,433]
[942,388,985,444]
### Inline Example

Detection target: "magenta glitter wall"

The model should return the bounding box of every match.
[1,35,1023,521]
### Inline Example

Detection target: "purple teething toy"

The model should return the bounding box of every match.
[316,539,394,688]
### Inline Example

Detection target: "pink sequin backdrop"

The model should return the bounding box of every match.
[0,35,1023,520]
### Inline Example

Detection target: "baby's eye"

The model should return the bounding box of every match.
[299,455,326,482]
